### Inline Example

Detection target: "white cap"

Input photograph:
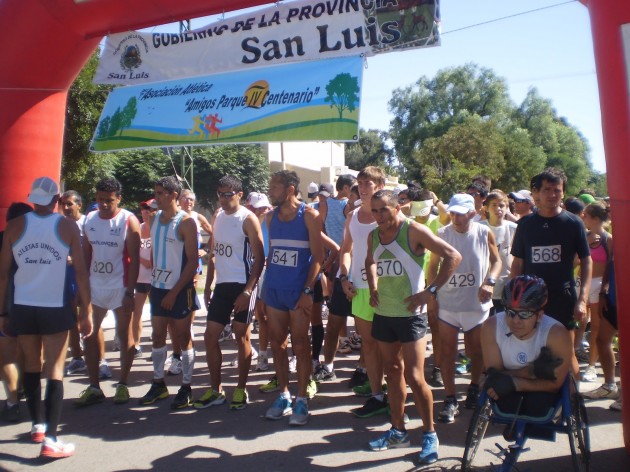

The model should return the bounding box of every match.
[509,189,533,203]
[410,199,434,217]
[307,182,319,196]
[28,176,59,206]
[447,193,475,215]
[248,192,271,209]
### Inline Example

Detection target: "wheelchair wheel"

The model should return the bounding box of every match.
[568,391,590,472]
[462,397,492,471]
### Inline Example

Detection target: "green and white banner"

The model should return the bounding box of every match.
[90,56,362,151]
[95,0,439,85]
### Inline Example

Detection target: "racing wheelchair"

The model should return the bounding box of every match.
[462,375,590,471]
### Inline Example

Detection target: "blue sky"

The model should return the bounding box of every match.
[141,0,605,173]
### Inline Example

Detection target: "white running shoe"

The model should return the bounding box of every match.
[99,360,112,379]
[168,356,182,375]
[583,383,619,400]
[581,365,598,382]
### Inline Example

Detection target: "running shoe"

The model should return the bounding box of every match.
[1,402,20,422]
[168,357,182,376]
[289,399,310,426]
[265,395,293,420]
[583,383,619,400]
[255,354,269,372]
[610,399,622,411]
[99,360,112,379]
[133,346,143,358]
[193,388,226,409]
[219,324,233,342]
[74,386,105,407]
[40,437,75,459]
[113,384,130,404]
[139,382,169,405]
[288,356,297,374]
[259,376,280,393]
[368,427,409,451]
[418,431,439,464]
[348,369,368,389]
[313,364,336,382]
[306,379,318,400]
[429,367,444,387]
[575,348,590,364]
[348,333,362,350]
[337,339,352,354]
[582,365,598,382]
[352,396,388,418]
[171,386,193,410]
[230,388,248,410]
[455,362,471,375]
[65,358,87,376]
[464,385,479,409]
[31,423,46,443]
[352,380,372,397]
[438,398,459,423]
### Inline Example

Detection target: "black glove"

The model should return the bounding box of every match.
[484,371,516,398]
[533,346,563,380]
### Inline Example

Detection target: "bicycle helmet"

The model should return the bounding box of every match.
[502,275,548,310]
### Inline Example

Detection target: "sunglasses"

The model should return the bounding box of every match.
[217,191,237,198]
[506,308,538,320]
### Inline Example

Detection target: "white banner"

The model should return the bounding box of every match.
[95,0,439,85]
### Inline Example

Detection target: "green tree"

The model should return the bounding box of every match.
[345,128,395,173]
[325,73,360,119]
[112,149,172,207]
[63,49,116,198]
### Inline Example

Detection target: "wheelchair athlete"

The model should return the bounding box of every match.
[480,275,573,417]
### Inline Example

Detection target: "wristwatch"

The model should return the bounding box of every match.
[303,287,314,296]
[427,285,438,296]
[485,277,496,287]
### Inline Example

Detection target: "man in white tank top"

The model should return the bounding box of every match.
[337,166,389,418]
[428,193,501,424]
[480,276,572,418]
[76,178,141,407]
[196,175,264,411]
[0,176,92,458]
[139,176,200,410]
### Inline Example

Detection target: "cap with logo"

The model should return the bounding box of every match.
[247,192,271,209]
[447,193,475,215]
[410,199,434,217]
[140,199,157,210]
[509,189,533,203]
[28,176,59,206]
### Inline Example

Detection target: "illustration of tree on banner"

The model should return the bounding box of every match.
[97,97,138,138]
[325,73,360,119]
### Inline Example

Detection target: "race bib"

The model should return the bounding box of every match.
[447,272,476,288]
[214,241,233,258]
[152,267,173,284]
[271,248,298,267]
[531,245,561,263]
[140,239,152,249]
[376,260,404,277]
[92,260,114,275]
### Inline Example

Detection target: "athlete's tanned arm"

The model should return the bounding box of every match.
[161,216,199,311]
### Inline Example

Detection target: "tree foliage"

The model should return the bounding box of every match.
[388,63,599,198]
[325,73,360,119]
[345,129,395,174]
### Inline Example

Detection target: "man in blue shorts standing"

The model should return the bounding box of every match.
[263,170,323,426]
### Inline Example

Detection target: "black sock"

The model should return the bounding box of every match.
[23,372,42,425]
[44,380,64,440]
[311,324,325,360]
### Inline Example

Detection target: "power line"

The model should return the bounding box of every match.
[441,0,578,36]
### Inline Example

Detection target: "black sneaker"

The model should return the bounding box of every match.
[348,369,368,389]
[429,367,444,387]
[439,398,460,423]
[1,402,20,422]
[139,382,169,406]
[171,386,192,410]
[464,385,479,409]
[352,395,388,418]
[313,364,336,382]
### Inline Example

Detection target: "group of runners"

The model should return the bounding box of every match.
[0,166,619,464]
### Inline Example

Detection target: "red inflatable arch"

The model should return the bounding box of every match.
[1,0,630,452]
